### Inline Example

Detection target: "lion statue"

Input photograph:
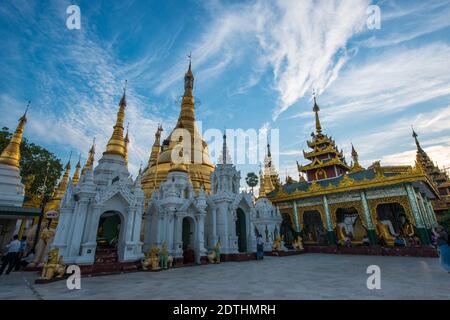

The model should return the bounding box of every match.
[207,241,221,264]
[149,247,160,270]
[40,248,65,280]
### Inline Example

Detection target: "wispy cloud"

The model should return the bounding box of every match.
[154,0,370,120]
[343,104,450,168]
[295,43,450,124]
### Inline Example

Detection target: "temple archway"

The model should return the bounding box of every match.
[182,217,196,264]
[95,211,123,262]
[302,210,327,245]
[236,208,247,253]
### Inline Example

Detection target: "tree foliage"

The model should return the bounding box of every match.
[245,172,259,193]
[0,127,63,204]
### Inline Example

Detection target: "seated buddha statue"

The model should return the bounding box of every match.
[352,219,367,243]
[376,221,396,246]
[96,225,108,246]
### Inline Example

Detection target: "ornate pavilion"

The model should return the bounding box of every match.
[412,130,450,216]
[267,98,440,248]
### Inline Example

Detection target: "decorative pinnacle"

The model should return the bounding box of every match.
[412,125,421,149]
[312,90,322,135]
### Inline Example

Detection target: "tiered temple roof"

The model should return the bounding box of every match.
[297,97,350,182]
[413,129,450,213]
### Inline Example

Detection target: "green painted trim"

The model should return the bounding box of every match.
[327,231,337,246]
[0,206,41,217]
[367,229,378,245]
[416,227,431,245]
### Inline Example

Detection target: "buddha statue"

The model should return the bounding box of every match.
[352,218,367,242]
[376,221,396,246]
[96,224,108,246]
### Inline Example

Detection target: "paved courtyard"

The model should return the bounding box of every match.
[0,254,449,300]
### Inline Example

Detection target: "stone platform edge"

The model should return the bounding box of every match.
[304,245,439,257]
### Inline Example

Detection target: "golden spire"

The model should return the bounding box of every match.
[176,54,196,137]
[148,124,163,166]
[124,123,130,165]
[104,81,127,158]
[258,165,266,198]
[72,154,81,185]
[312,94,322,135]
[184,52,194,97]
[0,102,29,168]
[45,156,71,213]
[81,138,95,176]
[175,56,199,158]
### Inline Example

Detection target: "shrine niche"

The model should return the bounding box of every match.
[329,202,366,244]
[302,210,328,245]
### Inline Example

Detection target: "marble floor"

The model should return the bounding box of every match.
[0,254,449,300]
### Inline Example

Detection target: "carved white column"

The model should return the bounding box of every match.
[196,212,207,261]
[69,199,89,258]
[211,207,217,246]
[174,214,183,257]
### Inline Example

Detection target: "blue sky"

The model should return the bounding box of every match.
[1,0,450,187]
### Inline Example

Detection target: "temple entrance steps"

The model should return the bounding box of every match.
[94,245,118,264]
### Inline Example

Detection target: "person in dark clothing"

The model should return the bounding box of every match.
[0,235,21,275]
[256,234,265,260]
[14,236,28,271]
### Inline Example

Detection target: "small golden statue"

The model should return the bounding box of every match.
[40,248,66,280]
[207,241,221,264]
[149,247,160,270]
[141,251,151,271]
[402,222,415,237]
[292,236,304,251]
[272,235,282,251]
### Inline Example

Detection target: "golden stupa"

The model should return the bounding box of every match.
[0,108,28,168]
[141,61,214,200]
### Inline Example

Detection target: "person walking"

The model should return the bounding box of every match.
[256,234,265,260]
[435,226,450,273]
[14,236,28,271]
[0,235,21,275]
